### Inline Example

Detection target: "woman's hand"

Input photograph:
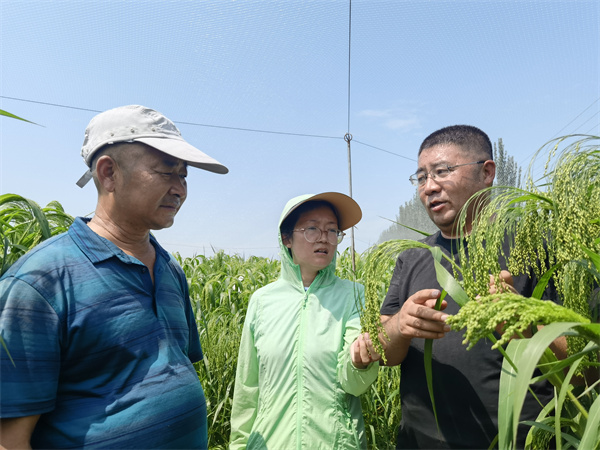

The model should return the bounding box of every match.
[351,333,381,369]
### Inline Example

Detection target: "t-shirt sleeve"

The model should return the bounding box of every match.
[182,280,203,363]
[0,276,61,417]
[186,302,203,364]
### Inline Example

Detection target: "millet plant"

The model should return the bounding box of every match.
[448,135,600,449]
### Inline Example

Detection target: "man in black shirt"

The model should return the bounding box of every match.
[379,125,557,449]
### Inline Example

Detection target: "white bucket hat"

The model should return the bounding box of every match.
[76,105,228,187]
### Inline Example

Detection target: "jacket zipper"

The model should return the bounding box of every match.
[295,273,319,450]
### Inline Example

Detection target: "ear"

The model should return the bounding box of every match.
[282,234,292,248]
[95,155,118,193]
[482,160,496,186]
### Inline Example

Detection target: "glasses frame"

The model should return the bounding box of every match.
[409,160,487,187]
[293,227,346,245]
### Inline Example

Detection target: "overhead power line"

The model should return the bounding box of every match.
[354,139,416,162]
[519,96,600,167]
[569,108,600,134]
[174,120,339,139]
[0,95,102,113]
[550,97,600,139]
[0,94,414,160]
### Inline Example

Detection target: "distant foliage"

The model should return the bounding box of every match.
[494,138,521,189]
[378,191,437,242]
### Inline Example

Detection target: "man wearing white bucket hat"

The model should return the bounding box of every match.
[0,105,228,449]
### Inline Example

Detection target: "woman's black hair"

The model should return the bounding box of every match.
[280,200,340,243]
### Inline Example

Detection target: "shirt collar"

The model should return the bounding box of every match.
[69,217,168,265]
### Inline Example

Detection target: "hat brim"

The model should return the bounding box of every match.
[136,136,228,174]
[285,192,362,231]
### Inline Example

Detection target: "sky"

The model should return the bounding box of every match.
[1,0,599,260]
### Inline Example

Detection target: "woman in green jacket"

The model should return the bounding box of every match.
[230,192,379,449]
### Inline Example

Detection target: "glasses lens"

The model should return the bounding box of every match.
[434,167,451,179]
[326,230,339,245]
[414,173,428,186]
[304,227,320,243]
[299,228,344,245]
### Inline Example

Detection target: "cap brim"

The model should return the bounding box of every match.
[136,136,229,174]
[286,192,362,231]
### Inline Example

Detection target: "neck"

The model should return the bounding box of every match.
[300,269,318,288]
[88,208,156,267]
[440,220,472,239]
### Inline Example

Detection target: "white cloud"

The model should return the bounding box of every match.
[358,108,422,132]
[384,117,420,131]
[359,109,393,118]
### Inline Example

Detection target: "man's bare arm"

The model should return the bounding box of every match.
[0,415,40,450]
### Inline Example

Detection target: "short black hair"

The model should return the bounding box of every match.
[418,125,493,160]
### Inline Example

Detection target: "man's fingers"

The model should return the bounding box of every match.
[489,270,517,295]
[499,270,514,285]
[411,314,450,333]
[404,324,447,340]
[413,303,448,323]
[410,289,441,304]
[423,298,448,310]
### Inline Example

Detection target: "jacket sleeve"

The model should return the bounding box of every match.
[337,283,379,397]
[229,295,260,449]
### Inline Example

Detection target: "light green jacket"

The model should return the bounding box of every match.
[230,195,379,450]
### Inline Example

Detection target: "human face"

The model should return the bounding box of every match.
[417,144,494,238]
[284,205,338,284]
[113,144,188,232]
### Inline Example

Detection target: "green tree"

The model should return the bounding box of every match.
[378,138,522,242]
[494,138,521,188]
[378,191,437,242]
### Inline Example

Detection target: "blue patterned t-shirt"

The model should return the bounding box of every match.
[0,217,207,449]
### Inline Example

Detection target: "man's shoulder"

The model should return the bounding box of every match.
[396,231,441,260]
[1,230,78,280]
[420,231,441,246]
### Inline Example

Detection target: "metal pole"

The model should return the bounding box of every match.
[344,133,356,272]
[344,1,356,273]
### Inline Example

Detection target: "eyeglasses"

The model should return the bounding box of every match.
[409,160,487,187]
[293,227,346,245]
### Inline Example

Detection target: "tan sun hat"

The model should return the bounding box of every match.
[281,192,362,231]
[76,105,228,187]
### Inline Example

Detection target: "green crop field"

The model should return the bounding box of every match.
[1,136,598,449]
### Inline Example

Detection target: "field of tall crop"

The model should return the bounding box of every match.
[0,193,401,449]
[1,136,598,449]
[176,248,402,449]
